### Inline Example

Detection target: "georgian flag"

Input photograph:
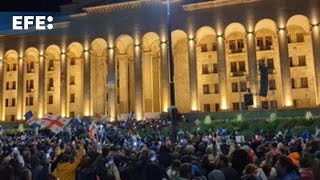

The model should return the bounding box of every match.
[89,121,97,141]
[24,111,35,125]
[38,114,70,134]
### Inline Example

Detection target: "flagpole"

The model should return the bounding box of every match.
[49,118,72,142]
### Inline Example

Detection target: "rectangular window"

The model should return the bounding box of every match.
[49,78,54,88]
[265,36,273,47]
[287,35,292,44]
[257,37,263,48]
[296,33,304,43]
[230,62,237,72]
[215,104,220,112]
[49,59,54,71]
[270,100,277,109]
[240,81,247,92]
[291,78,296,89]
[237,39,244,49]
[232,102,240,110]
[201,44,208,52]
[6,82,9,90]
[298,55,306,66]
[229,40,236,50]
[12,98,15,107]
[202,64,209,74]
[7,64,10,71]
[13,64,17,71]
[25,97,28,106]
[261,101,269,109]
[204,104,211,112]
[212,42,217,51]
[29,96,33,106]
[289,57,294,67]
[267,58,274,70]
[70,58,76,65]
[70,94,75,103]
[213,63,218,73]
[30,61,34,71]
[269,79,276,90]
[70,76,75,85]
[5,99,8,107]
[203,84,210,94]
[239,61,246,72]
[214,83,219,94]
[48,95,53,104]
[301,77,308,88]
[30,80,34,89]
[232,82,238,92]
[12,81,16,90]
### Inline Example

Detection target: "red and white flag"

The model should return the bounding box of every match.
[89,121,97,141]
[38,114,70,134]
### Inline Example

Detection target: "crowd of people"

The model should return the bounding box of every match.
[0,117,320,180]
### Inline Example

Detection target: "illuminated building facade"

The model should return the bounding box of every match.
[0,0,319,121]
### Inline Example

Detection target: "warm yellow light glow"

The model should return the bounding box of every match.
[84,38,90,51]
[278,16,286,30]
[84,110,90,116]
[191,103,198,111]
[38,112,43,119]
[221,97,227,110]
[285,97,293,107]
[136,113,143,121]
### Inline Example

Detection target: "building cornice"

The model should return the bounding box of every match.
[183,0,261,11]
[83,0,162,13]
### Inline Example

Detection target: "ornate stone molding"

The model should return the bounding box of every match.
[183,0,261,11]
[83,0,162,13]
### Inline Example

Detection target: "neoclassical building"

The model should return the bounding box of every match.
[0,0,319,121]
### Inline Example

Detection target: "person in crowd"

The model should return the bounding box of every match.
[299,153,315,180]
[175,163,194,180]
[52,140,85,180]
[275,155,299,180]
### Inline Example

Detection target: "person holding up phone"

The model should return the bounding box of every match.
[52,139,85,180]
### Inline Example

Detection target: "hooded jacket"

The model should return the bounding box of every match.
[53,147,84,180]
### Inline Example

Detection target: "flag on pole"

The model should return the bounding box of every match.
[24,111,35,125]
[89,121,97,141]
[73,114,81,126]
[38,114,70,134]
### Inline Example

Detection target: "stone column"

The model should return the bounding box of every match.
[311,25,320,105]
[0,61,3,121]
[143,52,153,112]
[188,38,199,111]
[278,28,292,107]
[134,44,143,120]
[17,57,24,120]
[160,41,170,112]
[107,47,116,120]
[118,54,129,113]
[217,35,228,110]
[60,53,67,117]
[83,50,90,116]
[246,32,258,107]
[38,55,45,118]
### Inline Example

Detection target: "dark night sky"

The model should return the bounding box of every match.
[0,0,72,11]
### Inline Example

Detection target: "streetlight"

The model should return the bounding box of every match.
[166,0,178,142]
